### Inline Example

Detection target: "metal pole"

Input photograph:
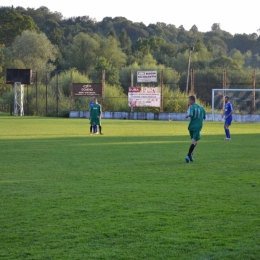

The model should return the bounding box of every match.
[14,83,17,116]
[102,70,105,111]
[212,89,215,121]
[223,68,226,111]
[131,70,134,87]
[21,84,24,116]
[70,70,73,111]
[223,68,227,93]
[131,70,134,112]
[46,72,48,116]
[160,70,164,112]
[252,69,256,113]
[56,72,58,116]
[191,69,194,95]
[14,82,24,116]
[36,72,38,115]
[27,84,28,115]
[186,47,194,94]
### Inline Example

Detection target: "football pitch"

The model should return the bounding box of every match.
[0,117,260,260]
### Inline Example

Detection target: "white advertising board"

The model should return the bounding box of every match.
[128,87,161,107]
[137,71,157,83]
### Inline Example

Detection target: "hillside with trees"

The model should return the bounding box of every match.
[0,5,260,114]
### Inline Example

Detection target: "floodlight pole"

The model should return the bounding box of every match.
[190,69,194,95]
[14,82,24,116]
[186,47,194,95]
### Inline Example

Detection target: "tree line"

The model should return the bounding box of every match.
[0,5,260,112]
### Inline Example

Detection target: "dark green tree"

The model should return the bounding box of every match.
[67,33,100,71]
[179,42,189,53]
[207,41,214,53]
[94,57,120,85]
[209,56,237,69]
[107,29,117,38]
[119,29,132,55]
[190,25,198,32]
[211,23,221,33]
[0,10,39,46]
[228,34,255,54]
[98,36,126,68]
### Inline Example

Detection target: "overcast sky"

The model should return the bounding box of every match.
[1,0,259,35]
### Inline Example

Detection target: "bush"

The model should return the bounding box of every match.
[58,109,70,118]
[163,87,211,113]
[49,69,91,97]
[104,85,128,111]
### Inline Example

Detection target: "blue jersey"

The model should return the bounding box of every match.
[89,101,94,110]
[225,102,233,117]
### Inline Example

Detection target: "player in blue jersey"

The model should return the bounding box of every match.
[89,96,98,134]
[222,96,233,140]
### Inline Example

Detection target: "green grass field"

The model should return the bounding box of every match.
[1,117,260,260]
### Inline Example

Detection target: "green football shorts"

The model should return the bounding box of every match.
[90,118,101,126]
[189,130,201,141]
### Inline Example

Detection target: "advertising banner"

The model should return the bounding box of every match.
[137,71,157,83]
[128,87,161,107]
[72,83,102,96]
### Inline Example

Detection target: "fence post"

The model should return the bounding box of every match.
[102,70,105,111]
[70,70,73,111]
[252,69,256,113]
[10,102,13,116]
[45,72,48,116]
[35,72,38,115]
[56,71,58,116]
[131,70,134,112]
[27,84,29,115]
[160,70,164,112]
[223,68,227,110]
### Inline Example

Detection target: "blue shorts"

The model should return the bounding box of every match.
[225,117,232,126]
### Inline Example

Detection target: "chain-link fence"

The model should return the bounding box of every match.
[0,68,259,116]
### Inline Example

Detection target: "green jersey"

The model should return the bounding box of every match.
[90,103,101,119]
[188,103,206,131]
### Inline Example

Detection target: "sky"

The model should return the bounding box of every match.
[1,0,259,35]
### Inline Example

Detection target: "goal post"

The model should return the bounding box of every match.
[212,88,260,121]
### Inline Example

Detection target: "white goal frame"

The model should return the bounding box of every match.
[212,88,260,121]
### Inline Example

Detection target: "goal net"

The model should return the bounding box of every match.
[212,88,260,121]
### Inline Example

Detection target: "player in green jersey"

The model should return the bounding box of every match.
[185,95,206,163]
[90,97,103,135]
